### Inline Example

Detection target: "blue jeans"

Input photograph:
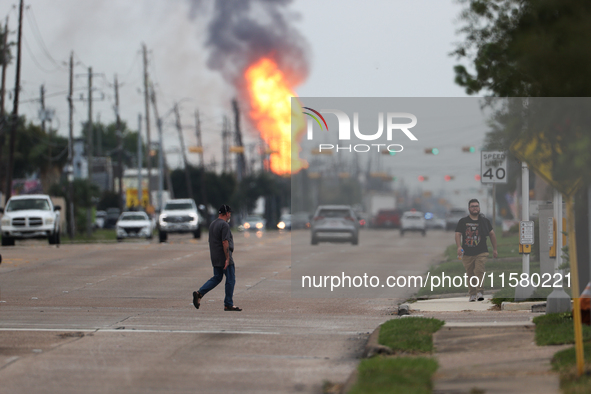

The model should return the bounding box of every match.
[198,265,236,307]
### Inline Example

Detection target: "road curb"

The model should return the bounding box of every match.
[340,324,394,393]
[501,301,547,311]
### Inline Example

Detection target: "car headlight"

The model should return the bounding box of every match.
[1,218,10,226]
[277,222,285,230]
[256,222,264,229]
[45,217,54,225]
[244,223,251,229]
[159,215,167,226]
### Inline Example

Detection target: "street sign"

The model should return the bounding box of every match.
[520,221,535,244]
[481,151,508,184]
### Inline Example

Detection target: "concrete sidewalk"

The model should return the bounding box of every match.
[405,296,566,394]
[413,294,495,313]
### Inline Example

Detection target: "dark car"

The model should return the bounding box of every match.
[445,208,467,231]
[104,207,121,229]
[291,212,311,229]
[372,209,402,228]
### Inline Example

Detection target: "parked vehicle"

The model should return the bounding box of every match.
[311,205,359,245]
[445,208,467,231]
[400,211,426,236]
[116,211,154,241]
[94,210,107,229]
[277,214,291,230]
[104,207,121,229]
[158,199,203,242]
[0,194,61,246]
[373,209,402,228]
[243,215,266,231]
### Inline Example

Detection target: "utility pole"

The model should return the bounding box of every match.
[173,103,193,199]
[114,75,123,211]
[5,0,23,202]
[195,110,208,212]
[142,43,153,207]
[40,84,51,169]
[222,116,229,173]
[67,51,74,238]
[149,84,174,211]
[232,99,246,181]
[137,113,143,208]
[0,17,8,195]
[86,66,93,237]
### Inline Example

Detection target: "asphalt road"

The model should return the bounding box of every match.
[0,228,452,393]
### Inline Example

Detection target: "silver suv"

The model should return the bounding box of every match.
[157,199,203,242]
[311,205,359,245]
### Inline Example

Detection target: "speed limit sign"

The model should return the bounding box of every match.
[481,151,508,184]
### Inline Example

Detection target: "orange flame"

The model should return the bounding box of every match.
[245,58,308,175]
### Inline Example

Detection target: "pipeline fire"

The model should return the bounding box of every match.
[244,57,308,176]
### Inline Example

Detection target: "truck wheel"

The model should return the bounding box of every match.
[311,235,318,245]
[193,227,201,239]
[2,236,14,246]
[55,230,61,245]
[48,233,56,245]
[351,235,359,245]
[159,231,167,243]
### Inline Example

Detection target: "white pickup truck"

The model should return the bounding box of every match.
[157,198,204,243]
[0,194,62,246]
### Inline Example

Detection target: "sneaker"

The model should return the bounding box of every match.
[469,295,477,302]
[477,292,484,301]
[192,291,202,309]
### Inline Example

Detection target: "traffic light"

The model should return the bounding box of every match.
[425,148,439,155]
[462,146,476,153]
[418,176,429,182]
[444,175,455,181]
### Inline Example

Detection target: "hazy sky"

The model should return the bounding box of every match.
[0,0,492,210]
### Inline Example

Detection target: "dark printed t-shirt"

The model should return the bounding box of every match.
[455,215,492,256]
[208,218,234,267]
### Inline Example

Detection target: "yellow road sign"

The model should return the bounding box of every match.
[510,134,582,197]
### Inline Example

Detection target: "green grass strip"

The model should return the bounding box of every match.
[348,356,438,394]
[379,317,445,353]
[533,312,591,346]
[551,343,591,394]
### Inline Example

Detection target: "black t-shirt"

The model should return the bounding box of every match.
[455,215,492,256]
[208,218,234,267]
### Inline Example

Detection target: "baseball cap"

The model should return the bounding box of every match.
[218,204,232,214]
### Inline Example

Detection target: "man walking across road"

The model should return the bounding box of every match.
[193,204,242,311]
[455,199,498,302]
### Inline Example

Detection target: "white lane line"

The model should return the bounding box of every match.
[0,328,281,335]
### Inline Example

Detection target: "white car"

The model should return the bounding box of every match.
[116,211,154,241]
[158,199,204,242]
[0,194,61,246]
[400,211,426,236]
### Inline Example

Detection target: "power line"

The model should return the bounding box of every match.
[24,6,66,71]
[21,33,60,73]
